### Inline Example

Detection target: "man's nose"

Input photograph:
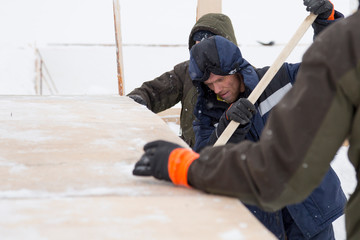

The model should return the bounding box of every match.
[213,83,221,94]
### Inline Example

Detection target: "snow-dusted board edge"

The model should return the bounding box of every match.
[0,95,275,240]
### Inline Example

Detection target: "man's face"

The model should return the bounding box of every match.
[204,73,244,104]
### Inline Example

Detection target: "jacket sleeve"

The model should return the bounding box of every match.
[192,118,214,153]
[192,95,215,152]
[284,63,300,85]
[187,16,356,212]
[127,61,189,113]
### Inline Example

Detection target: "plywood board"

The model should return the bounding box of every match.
[0,95,275,239]
[157,107,180,124]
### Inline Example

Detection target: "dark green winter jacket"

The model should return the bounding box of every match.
[188,9,360,240]
[127,13,237,147]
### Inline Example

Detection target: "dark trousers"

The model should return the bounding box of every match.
[282,208,335,240]
[245,204,335,240]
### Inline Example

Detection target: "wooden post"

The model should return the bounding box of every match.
[113,0,125,95]
[39,59,43,95]
[35,55,41,95]
[196,0,222,21]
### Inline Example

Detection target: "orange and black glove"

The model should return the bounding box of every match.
[303,0,335,20]
[133,140,199,187]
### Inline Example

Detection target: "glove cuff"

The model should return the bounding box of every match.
[128,94,147,106]
[168,148,199,187]
[327,9,335,21]
[327,1,335,20]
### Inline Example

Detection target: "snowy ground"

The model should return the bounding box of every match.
[330,146,357,239]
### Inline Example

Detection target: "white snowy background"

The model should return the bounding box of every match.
[0,0,358,239]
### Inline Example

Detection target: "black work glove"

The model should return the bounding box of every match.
[226,98,256,125]
[208,112,252,146]
[303,0,334,19]
[133,140,182,181]
[128,94,147,106]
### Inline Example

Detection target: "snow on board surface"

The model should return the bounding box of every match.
[0,95,276,240]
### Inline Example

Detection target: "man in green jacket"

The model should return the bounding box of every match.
[132,2,360,239]
[127,13,237,148]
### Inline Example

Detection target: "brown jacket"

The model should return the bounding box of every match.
[127,13,237,147]
[188,9,360,240]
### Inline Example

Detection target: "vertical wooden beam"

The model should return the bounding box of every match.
[113,0,125,95]
[34,52,41,95]
[39,59,43,95]
[196,0,222,21]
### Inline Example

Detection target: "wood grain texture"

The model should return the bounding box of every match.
[0,95,275,239]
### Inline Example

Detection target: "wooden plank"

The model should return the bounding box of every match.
[157,107,181,124]
[113,0,125,95]
[196,0,222,20]
[0,96,275,239]
[214,13,318,146]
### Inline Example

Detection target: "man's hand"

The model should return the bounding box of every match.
[133,140,181,181]
[208,112,252,146]
[303,0,334,19]
[226,98,256,125]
